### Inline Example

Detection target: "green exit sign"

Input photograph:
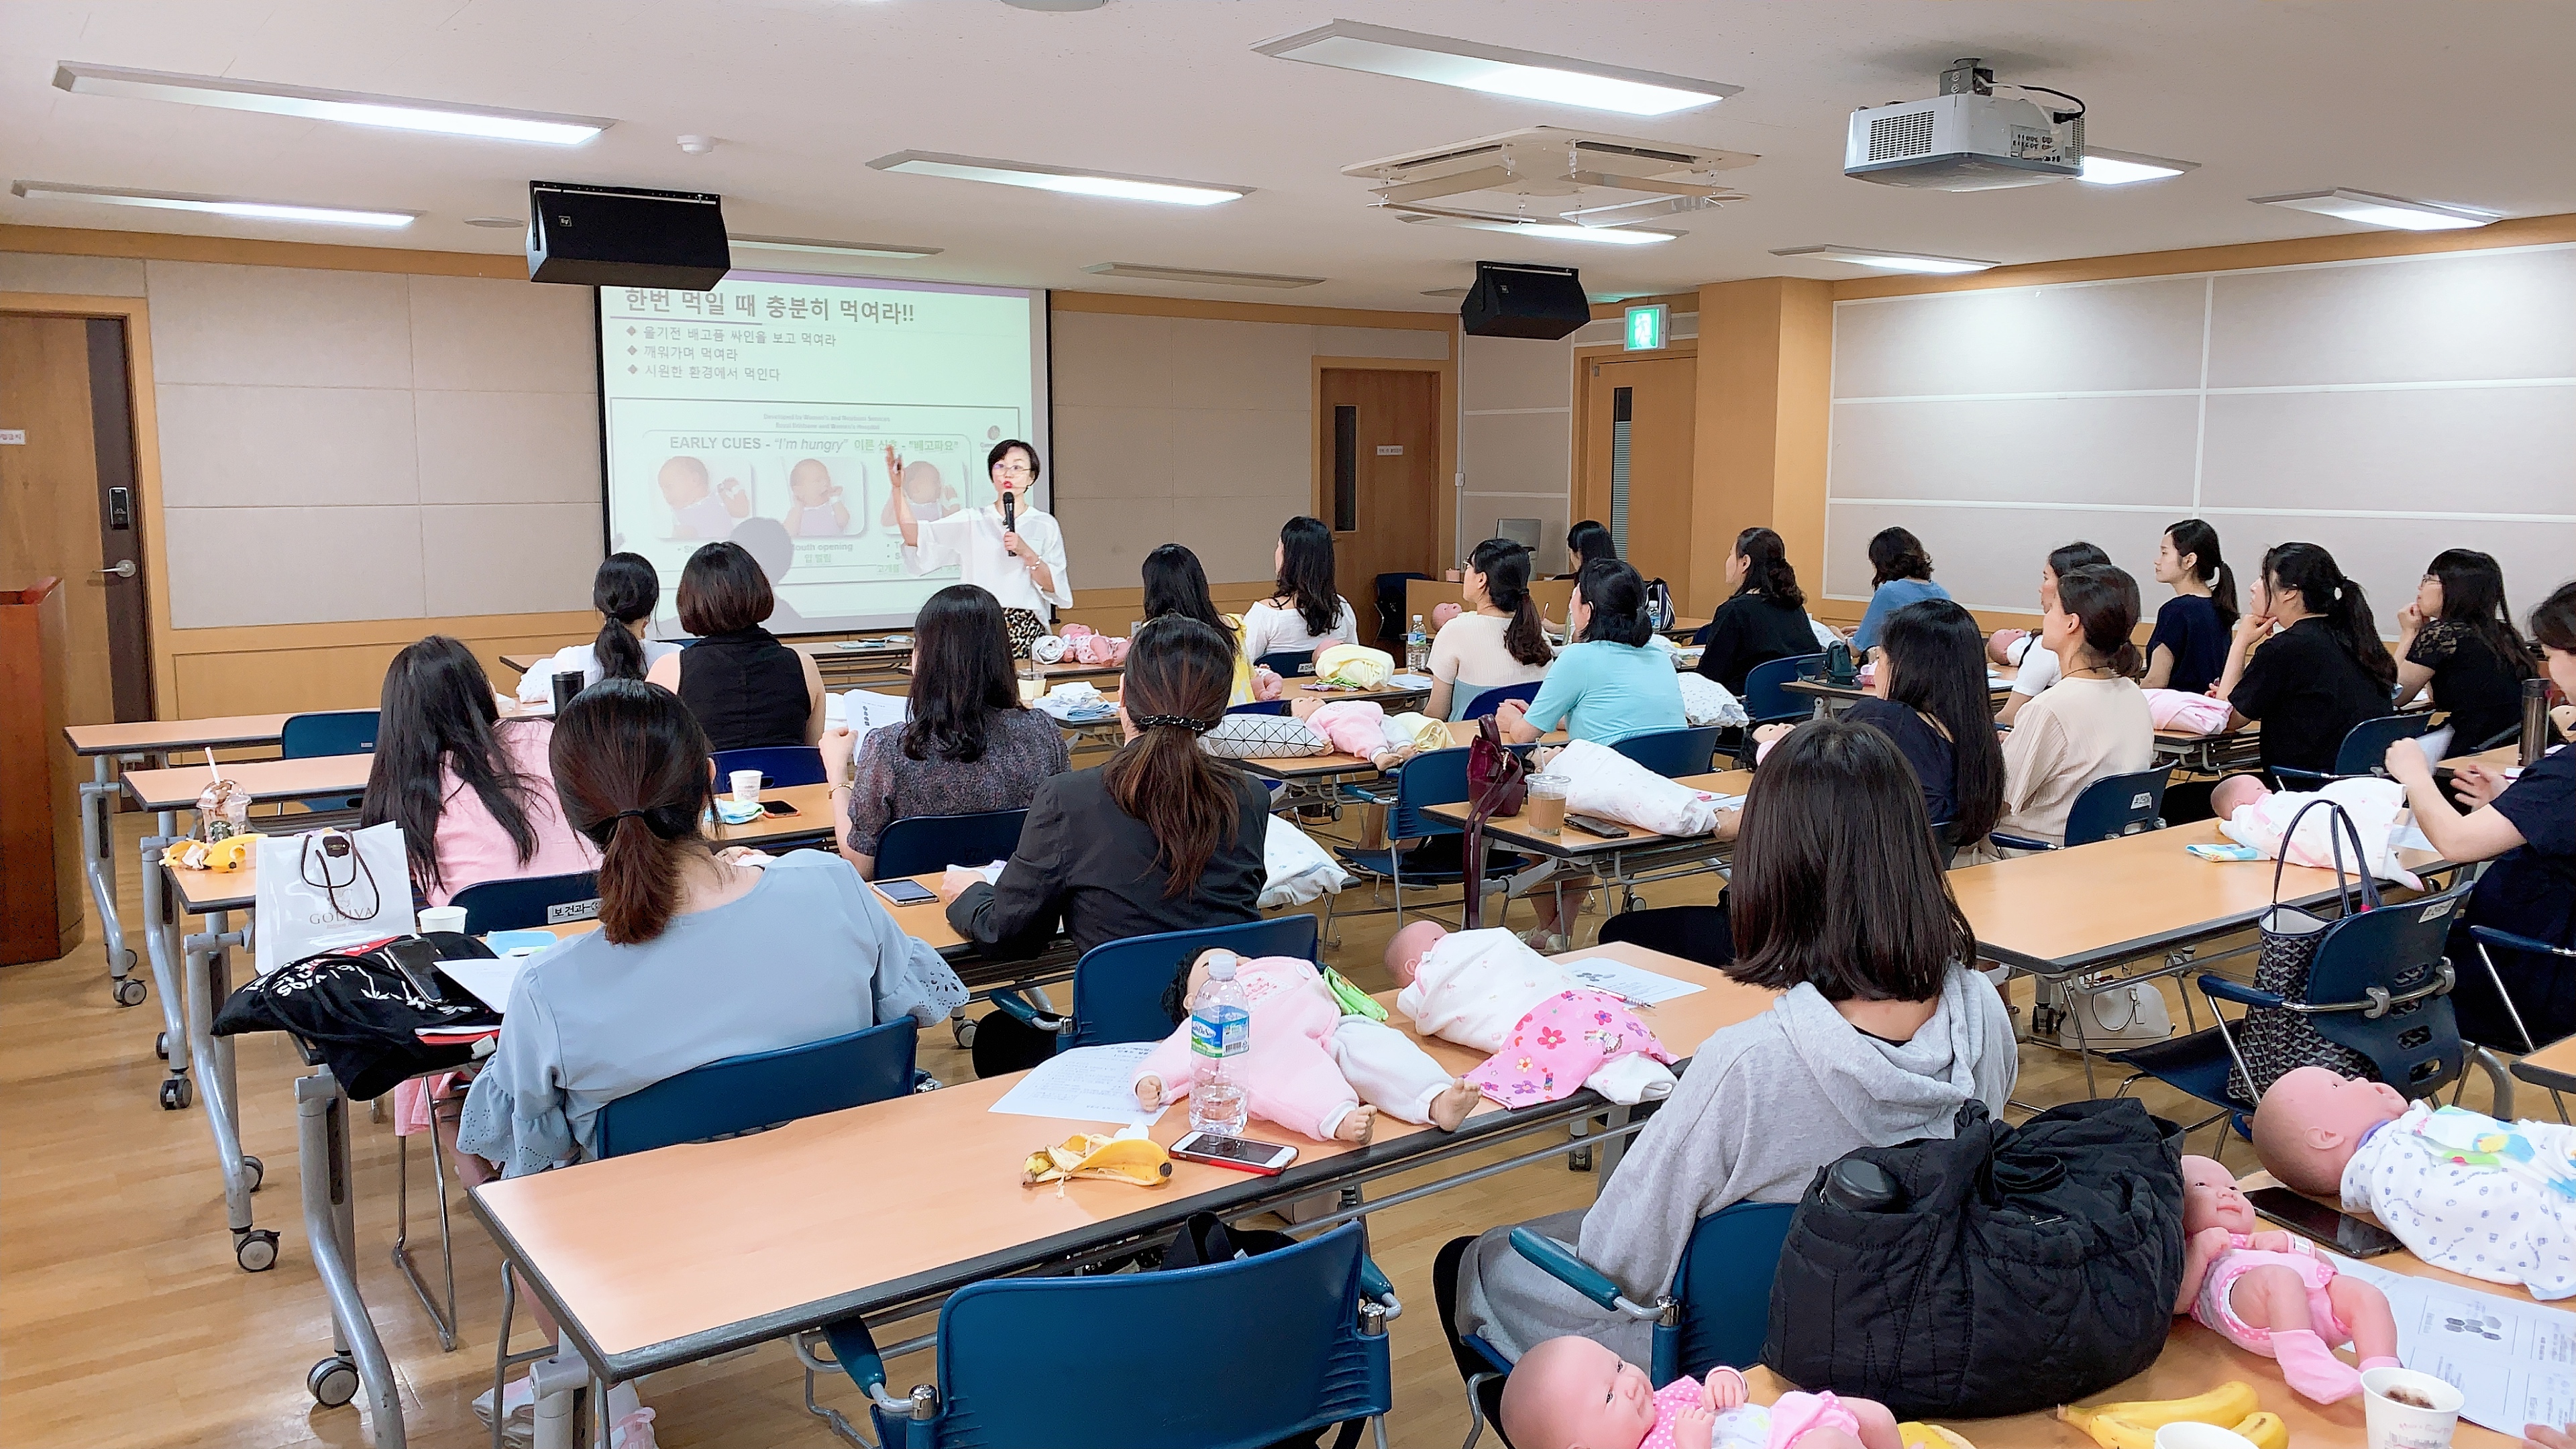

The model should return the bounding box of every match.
[1623,303,1668,352]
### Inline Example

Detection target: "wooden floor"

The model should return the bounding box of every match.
[0,810,2512,1449]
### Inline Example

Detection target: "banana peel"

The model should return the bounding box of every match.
[1895,1423,1976,1449]
[1021,1128,1173,1189]
[2059,1382,2272,1449]
[163,834,262,872]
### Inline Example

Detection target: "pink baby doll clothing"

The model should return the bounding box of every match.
[1130,955,1454,1140]
[2190,1233,2351,1352]
[1305,700,1392,758]
[1764,1391,1861,1449]
[1464,989,1674,1109]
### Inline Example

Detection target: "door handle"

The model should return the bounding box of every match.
[96,559,136,580]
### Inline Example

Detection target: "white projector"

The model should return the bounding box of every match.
[1845,87,2083,191]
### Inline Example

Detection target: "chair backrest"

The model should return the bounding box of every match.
[1611,726,1722,779]
[926,1222,1387,1449]
[280,709,379,758]
[2334,712,2432,777]
[2063,766,2171,847]
[874,808,1028,879]
[1455,680,1542,722]
[1227,700,1291,716]
[1594,905,1733,968]
[1256,649,1317,679]
[447,871,600,933]
[1067,915,1322,1051]
[2305,881,2471,1098]
[1386,745,1477,841]
[592,1018,917,1159]
[1374,572,1431,645]
[710,745,827,789]
[1666,1201,1798,1383]
[1740,654,1822,723]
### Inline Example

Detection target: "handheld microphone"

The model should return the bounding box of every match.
[1002,490,1016,533]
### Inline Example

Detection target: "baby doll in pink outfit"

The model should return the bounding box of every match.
[2176,1153,2397,1403]
[1388,921,1677,1109]
[1131,949,1482,1144]
[1501,1336,1900,1449]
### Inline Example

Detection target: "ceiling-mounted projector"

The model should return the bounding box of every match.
[1845,58,2084,191]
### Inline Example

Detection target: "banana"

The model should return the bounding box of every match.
[2231,1411,2288,1449]
[1894,1424,1976,1449]
[2057,1407,2157,1449]
[2062,1381,2262,1436]
[1020,1132,1174,1187]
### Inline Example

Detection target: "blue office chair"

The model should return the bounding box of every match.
[1256,649,1318,679]
[711,745,828,789]
[1596,905,1733,969]
[823,1222,1395,1449]
[2273,713,2432,790]
[1454,680,1542,722]
[2469,925,2576,1056]
[1333,747,1521,934]
[985,915,1322,1053]
[280,708,380,813]
[873,809,1028,879]
[1227,700,1291,716]
[1612,726,1723,779]
[447,872,600,933]
[1731,653,1822,766]
[1990,765,2171,853]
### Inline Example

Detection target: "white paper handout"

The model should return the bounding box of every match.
[435,957,531,1014]
[2334,1253,2576,1434]
[1554,955,1707,1006]
[987,1042,1167,1128]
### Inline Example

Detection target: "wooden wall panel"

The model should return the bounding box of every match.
[162,610,598,718]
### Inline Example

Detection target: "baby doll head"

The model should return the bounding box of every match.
[1387,920,1448,986]
[1432,600,1462,629]
[2252,1067,2408,1196]
[657,454,711,507]
[1158,947,1241,1024]
[1985,628,2027,667]
[1498,1336,1659,1449]
[790,458,835,505]
[900,459,946,502]
[2212,773,2273,818]
[2179,1154,2258,1235]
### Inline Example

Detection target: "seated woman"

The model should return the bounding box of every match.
[1849,526,1949,659]
[1238,516,1358,667]
[1142,542,1254,704]
[1448,718,2015,1367]
[2385,579,2575,1050]
[1693,526,1816,696]
[647,540,826,751]
[2212,541,2399,788]
[1992,564,2156,848]
[2142,519,2236,694]
[1426,537,1554,720]
[1994,541,2109,728]
[941,616,1271,957]
[2395,547,2535,759]
[824,584,1070,879]
[1843,598,2006,857]
[515,552,680,702]
[1557,518,1617,580]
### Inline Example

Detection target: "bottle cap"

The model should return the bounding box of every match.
[1822,1158,1904,1213]
[1205,950,1238,981]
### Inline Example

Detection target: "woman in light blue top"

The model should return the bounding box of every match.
[1851,526,1951,657]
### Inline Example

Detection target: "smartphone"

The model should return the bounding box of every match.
[760,798,799,817]
[2247,1185,2405,1258]
[873,878,938,906]
[1169,1131,1299,1176]
[1566,814,1631,839]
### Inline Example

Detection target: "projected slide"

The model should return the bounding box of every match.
[598,272,1047,635]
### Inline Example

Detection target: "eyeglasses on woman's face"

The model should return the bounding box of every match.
[993,460,1034,478]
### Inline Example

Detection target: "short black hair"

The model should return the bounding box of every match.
[676,540,773,635]
[987,439,1041,485]
[1160,953,1198,1024]
[1868,527,1935,586]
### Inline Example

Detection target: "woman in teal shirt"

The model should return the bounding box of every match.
[1497,559,1687,948]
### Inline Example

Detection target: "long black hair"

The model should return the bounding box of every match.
[1878,599,2005,843]
[590,552,660,683]
[362,636,541,895]
[1272,517,1341,637]
[2262,542,2396,690]
[902,584,1022,763]
[2047,540,2110,582]
[1725,718,1974,1002]
[2165,519,2238,625]
[549,679,714,945]
[1575,558,1654,647]
[1868,527,1935,586]
[1470,537,1553,667]
[1144,543,1230,637]
[1734,527,1805,608]
[1109,617,1246,897]
[2424,549,2535,684]
[2531,579,2576,655]
[1566,519,1617,576]
[2055,563,2144,677]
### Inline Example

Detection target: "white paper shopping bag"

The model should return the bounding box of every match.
[254,822,417,975]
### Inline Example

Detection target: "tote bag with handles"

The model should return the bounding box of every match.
[254,822,416,976]
[1460,715,1526,929]
[2227,797,2380,1104]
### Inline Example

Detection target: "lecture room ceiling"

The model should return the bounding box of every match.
[4,0,2573,311]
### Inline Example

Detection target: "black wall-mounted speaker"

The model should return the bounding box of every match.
[527,182,731,290]
[1460,261,1589,340]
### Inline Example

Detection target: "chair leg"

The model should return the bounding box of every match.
[2473,1046,2516,1121]
[493,1266,516,1449]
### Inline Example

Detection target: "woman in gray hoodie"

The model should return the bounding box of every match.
[1454,717,2017,1366]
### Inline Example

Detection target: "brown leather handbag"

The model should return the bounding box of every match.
[1461,716,1527,928]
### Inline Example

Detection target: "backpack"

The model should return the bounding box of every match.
[211,932,501,1100]
[1644,578,1676,631]
[1763,1097,2184,1419]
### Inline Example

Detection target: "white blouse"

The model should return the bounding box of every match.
[1240,596,1358,661]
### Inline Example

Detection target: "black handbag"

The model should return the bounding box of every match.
[211,932,500,1100]
[2227,798,2381,1104]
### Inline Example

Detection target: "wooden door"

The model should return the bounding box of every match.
[1319,368,1440,647]
[1578,353,1696,604]
[0,315,149,732]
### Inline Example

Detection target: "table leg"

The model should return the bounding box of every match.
[83,757,142,1003]
[140,838,193,1105]
[298,1067,407,1449]
[188,910,276,1270]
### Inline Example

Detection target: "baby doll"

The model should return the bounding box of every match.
[1432,600,1462,629]
[1130,949,1482,1144]
[2254,1065,2576,1301]
[1293,698,1448,769]
[1500,1336,1900,1449]
[1985,629,2035,671]
[784,457,849,537]
[659,454,748,540]
[1388,922,1676,1109]
[2212,773,2420,886]
[2174,1153,2398,1403]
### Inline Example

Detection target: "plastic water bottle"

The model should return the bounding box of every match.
[1189,954,1250,1134]
[1407,613,1429,674]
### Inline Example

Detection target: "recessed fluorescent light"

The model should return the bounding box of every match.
[730,233,944,260]
[2251,188,2498,232]
[1770,244,1996,274]
[867,151,1247,207]
[2078,148,2200,186]
[1396,209,1677,246]
[1082,262,1322,288]
[10,180,416,229]
[52,62,609,146]
[1254,20,1736,117]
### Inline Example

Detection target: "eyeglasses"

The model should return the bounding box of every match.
[994,462,1033,477]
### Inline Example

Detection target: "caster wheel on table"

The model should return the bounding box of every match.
[1567,1147,1594,1173]
[160,1076,192,1112]
[953,1016,977,1050]
[241,1155,264,1192]
[113,977,147,1008]
[307,1355,358,1407]
[154,1030,169,1060]
[236,1228,280,1273]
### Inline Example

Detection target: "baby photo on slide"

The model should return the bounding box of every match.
[782,456,856,538]
[658,453,753,541]
[876,447,964,533]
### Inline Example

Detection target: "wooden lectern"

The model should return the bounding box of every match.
[1,578,82,965]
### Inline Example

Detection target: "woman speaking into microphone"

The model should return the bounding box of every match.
[893,438,1071,656]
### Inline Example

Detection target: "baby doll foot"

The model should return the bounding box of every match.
[2269,1328,2363,1403]
[1336,1106,1379,1144]
[1429,1078,1483,1132]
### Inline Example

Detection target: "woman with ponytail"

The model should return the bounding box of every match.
[1991,564,2155,848]
[1427,537,1556,719]
[2144,520,2236,693]
[1694,526,1817,696]
[2214,542,2398,785]
[514,553,680,702]
[456,678,964,1179]
[943,616,1269,955]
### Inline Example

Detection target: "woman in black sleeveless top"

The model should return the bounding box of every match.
[646,541,824,751]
